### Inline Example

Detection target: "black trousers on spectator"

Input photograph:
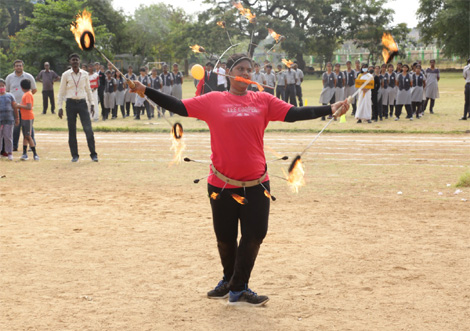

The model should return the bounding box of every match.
[66,99,97,159]
[295,85,303,106]
[276,85,286,100]
[13,110,35,150]
[125,102,134,116]
[42,90,55,114]
[464,83,470,118]
[412,101,422,117]
[265,87,274,95]
[208,182,270,292]
[395,104,412,119]
[285,84,297,106]
[423,98,435,113]
[98,86,105,115]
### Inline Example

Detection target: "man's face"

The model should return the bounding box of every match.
[88,65,94,73]
[255,66,260,73]
[69,56,80,68]
[44,63,50,70]
[14,62,23,74]
[94,64,100,71]
[266,67,271,74]
[107,64,112,70]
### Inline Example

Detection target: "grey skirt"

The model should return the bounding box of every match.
[319,87,335,104]
[396,89,411,105]
[411,86,424,102]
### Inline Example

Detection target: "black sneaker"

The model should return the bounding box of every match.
[207,279,229,299]
[228,288,269,306]
[71,156,79,162]
[91,155,98,162]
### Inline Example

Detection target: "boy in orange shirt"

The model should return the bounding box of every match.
[17,79,39,161]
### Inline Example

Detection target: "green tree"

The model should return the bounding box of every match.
[9,0,114,74]
[417,0,470,58]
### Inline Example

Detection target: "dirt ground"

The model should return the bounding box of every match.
[1,131,469,331]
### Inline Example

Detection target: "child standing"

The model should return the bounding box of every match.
[17,79,39,160]
[0,78,19,160]
[319,62,336,120]
[103,70,116,120]
[395,64,413,121]
[384,64,397,117]
[411,64,426,118]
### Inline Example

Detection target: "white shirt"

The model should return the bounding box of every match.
[215,67,226,85]
[265,72,276,88]
[295,69,304,86]
[251,72,265,87]
[57,68,94,108]
[5,71,37,102]
[464,65,470,83]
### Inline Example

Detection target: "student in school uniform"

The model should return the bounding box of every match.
[334,63,345,108]
[411,64,426,119]
[135,67,150,120]
[124,66,137,117]
[95,62,106,118]
[384,64,397,118]
[319,62,336,120]
[423,59,440,114]
[171,63,184,98]
[293,63,304,106]
[343,61,357,116]
[149,68,162,118]
[114,71,126,118]
[203,62,218,94]
[264,64,276,95]
[214,62,226,92]
[378,64,386,120]
[275,64,287,100]
[87,64,99,121]
[284,65,297,106]
[461,58,470,120]
[372,65,382,122]
[103,70,116,120]
[160,64,174,116]
[395,64,413,121]
[251,63,266,92]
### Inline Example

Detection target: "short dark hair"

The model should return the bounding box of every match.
[20,79,31,90]
[266,64,272,69]
[402,64,410,70]
[13,59,23,66]
[205,62,213,67]
[68,53,80,61]
[128,65,133,69]
[226,53,252,72]
[105,70,111,74]
[139,67,146,72]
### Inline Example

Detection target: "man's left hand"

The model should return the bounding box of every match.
[90,105,95,118]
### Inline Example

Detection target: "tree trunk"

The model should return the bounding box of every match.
[295,52,306,71]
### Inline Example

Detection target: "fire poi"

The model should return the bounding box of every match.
[70,10,185,164]
[382,32,399,64]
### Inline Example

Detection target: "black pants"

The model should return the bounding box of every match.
[217,84,226,92]
[276,85,286,100]
[208,182,270,292]
[412,101,422,117]
[423,98,435,113]
[389,104,395,117]
[13,110,36,150]
[296,85,303,106]
[66,99,97,159]
[464,83,470,118]
[285,84,297,106]
[265,87,274,95]
[98,87,105,114]
[395,104,412,119]
[42,90,55,114]
[321,95,336,120]
[125,102,134,116]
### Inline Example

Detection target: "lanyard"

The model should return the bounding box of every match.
[71,72,81,97]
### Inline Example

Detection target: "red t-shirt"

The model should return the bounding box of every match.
[183,91,292,188]
[21,91,34,120]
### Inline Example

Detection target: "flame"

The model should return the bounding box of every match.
[210,192,220,200]
[190,44,206,53]
[70,9,95,50]
[231,193,247,205]
[264,190,272,199]
[234,76,264,91]
[382,33,398,63]
[169,125,186,165]
[282,59,294,68]
[233,1,256,23]
[217,21,226,28]
[268,28,281,43]
[283,157,305,193]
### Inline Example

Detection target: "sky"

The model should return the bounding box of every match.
[112,0,420,28]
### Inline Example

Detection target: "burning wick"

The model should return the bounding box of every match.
[285,155,305,193]
[382,33,399,64]
[190,45,206,53]
[210,192,220,200]
[231,193,248,205]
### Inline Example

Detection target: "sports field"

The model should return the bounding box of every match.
[1,73,469,330]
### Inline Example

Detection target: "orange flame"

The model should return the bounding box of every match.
[283,158,305,193]
[268,28,281,43]
[282,59,294,68]
[217,21,226,28]
[169,126,186,165]
[234,76,264,91]
[264,190,272,199]
[233,1,256,23]
[190,45,206,53]
[70,9,95,50]
[210,192,219,200]
[382,33,398,63]
[231,193,247,205]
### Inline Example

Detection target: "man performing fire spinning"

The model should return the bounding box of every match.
[131,53,349,306]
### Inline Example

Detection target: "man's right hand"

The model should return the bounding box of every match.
[58,108,63,119]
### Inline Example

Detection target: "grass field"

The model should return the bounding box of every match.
[30,72,470,134]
